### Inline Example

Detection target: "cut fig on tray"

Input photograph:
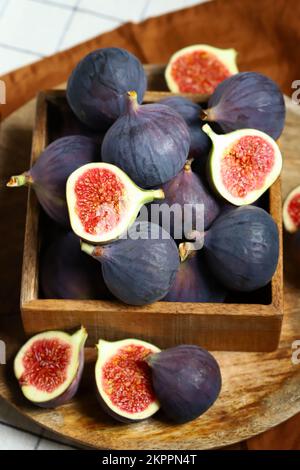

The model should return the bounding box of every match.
[165,44,238,95]
[14,327,87,407]
[283,185,300,233]
[203,124,282,206]
[66,162,164,244]
[95,338,161,422]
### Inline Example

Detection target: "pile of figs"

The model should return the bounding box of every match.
[9,45,286,423]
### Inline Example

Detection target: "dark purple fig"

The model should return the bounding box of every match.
[156,159,220,239]
[159,96,211,160]
[283,185,300,233]
[40,231,110,300]
[7,136,99,227]
[67,48,147,130]
[14,327,87,408]
[147,345,222,423]
[203,72,286,140]
[164,251,227,302]
[95,339,160,422]
[101,91,190,188]
[182,206,279,292]
[81,222,180,306]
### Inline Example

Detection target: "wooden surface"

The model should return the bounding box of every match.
[0,96,299,449]
[20,85,283,353]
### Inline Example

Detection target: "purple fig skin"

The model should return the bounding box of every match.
[147,345,222,424]
[82,222,180,306]
[205,72,286,140]
[158,160,220,239]
[159,97,211,160]
[36,347,85,409]
[102,91,191,188]
[41,231,110,300]
[67,48,147,130]
[164,252,227,303]
[8,136,99,227]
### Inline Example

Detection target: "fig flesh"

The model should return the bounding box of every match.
[182,206,279,292]
[165,44,238,95]
[14,327,87,407]
[40,231,110,300]
[102,91,190,188]
[67,47,147,129]
[147,345,222,423]
[283,185,300,233]
[81,222,180,306]
[66,162,164,244]
[203,125,282,206]
[7,136,98,227]
[159,97,211,160]
[158,159,220,238]
[203,72,286,140]
[95,339,160,422]
[165,250,227,303]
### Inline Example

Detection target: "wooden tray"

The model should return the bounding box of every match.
[20,84,283,352]
[0,95,299,450]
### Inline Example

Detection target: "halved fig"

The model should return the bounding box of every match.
[95,339,161,422]
[283,186,300,233]
[165,44,238,95]
[14,327,87,408]
[203,124,282,206]
[66,162,164,243]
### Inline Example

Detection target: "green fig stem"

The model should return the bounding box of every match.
[202,124,217,141]
[6,172,32,187]
[127,90,139,112]
[150,188,165,201]
[184,158,194,172]
[72,326,88,348]
[81,241,104,259]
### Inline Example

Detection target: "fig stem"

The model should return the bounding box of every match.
[184,158,194,172]
[200,109,208,121]
[150,188,165,201]
[81,242,95,257]
[127,90,139,112]
[6,173,31,187]
[202,124,217,140]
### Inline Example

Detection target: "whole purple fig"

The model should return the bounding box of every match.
[159,96,211,160]
[40,231,110,300]
[7,136,99,227]
[203,72,285,140]
[102,91,191,188]
[164,251,227,302]
[81,222,180,306]
[155,159,220,239]
[67,47,147,129]
[147,345,222,423]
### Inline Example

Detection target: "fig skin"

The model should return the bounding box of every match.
[102,91,191,188]
[199,206,279,292]
[158,159,220,239]
[67,48,147,130]
[159,97,211,160]
[81,222,180,306]
[203,72,286,140]
[40,231,110,300]
[7,136,99,227]
[147,345,222,424]
[164,251,227,303]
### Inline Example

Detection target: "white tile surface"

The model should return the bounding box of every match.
[0,45,38,75]
[37,437,74,450]
[0,0,71,55]
[0,423,39,450]
[144,0,208,18]
[79,0,147,22]
[0,397,42,434]
[59,9,121,50]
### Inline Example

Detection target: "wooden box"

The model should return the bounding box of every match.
[20,66,284,352]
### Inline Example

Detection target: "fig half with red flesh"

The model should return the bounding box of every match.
[165,44,238,95]
[283,186,300,233]
[66,163,164,244]
[14,327,87,407]
[95,339,161,422]
[203,125,282,206]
